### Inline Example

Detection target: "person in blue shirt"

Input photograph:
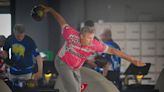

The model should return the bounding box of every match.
[101,29,122,89]
[3,24,43,81]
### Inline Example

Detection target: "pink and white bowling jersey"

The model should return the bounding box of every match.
[57,25,108,70]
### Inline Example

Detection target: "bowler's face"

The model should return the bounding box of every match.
[80,33,94,46]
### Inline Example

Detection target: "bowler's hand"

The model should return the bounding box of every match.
[33,72,42,80]
[132,59,146,67]
[40,4,52,13]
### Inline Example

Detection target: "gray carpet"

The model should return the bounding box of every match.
[0,79,12,92]
[54,67,120,92]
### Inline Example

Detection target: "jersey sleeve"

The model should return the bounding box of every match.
[61,24,79,40]
[94,39,108,53]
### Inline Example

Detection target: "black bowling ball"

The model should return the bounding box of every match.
[31,5,45,21]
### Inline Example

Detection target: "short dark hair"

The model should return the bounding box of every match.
[14,24,25,35]
[84,20,94,27]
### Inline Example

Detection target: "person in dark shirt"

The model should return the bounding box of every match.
[101,29,122,89]
[0,35,6,73]
[0,35,12,92]
[3,24,43,81]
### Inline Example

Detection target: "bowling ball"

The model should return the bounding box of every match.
[31,5,45,21]
[26,79,38,88]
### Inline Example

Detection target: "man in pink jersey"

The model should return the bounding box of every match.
[42,5,145,92]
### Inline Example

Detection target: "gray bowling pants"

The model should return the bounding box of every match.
[55,56,81,92]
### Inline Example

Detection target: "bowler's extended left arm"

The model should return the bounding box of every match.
[106,47,145,67]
